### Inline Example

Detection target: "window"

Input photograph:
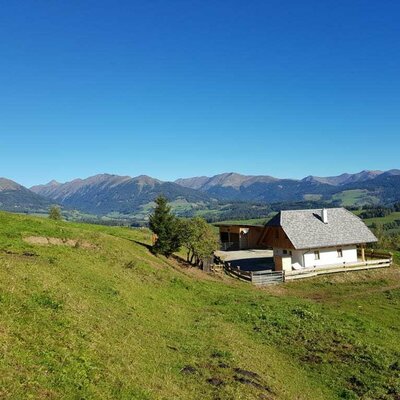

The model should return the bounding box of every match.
[283,249,288,255]
[337,248,343,258]
[314,251,320,260]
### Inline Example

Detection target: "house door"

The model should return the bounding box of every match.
[240,231,249,250]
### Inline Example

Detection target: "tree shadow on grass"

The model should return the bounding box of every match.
[132,240,153,252]
[130,239,193,269]
[171,254,193,268]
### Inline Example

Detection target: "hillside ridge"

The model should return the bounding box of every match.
[1,210,399,399]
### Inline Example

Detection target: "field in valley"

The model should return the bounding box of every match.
[331,189,381,207]
[1,211,400,399]
[362,211,400,235]
[213,217,270,226]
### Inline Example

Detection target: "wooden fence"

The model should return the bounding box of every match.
[285,257,392,281]
[251,270,284,285]
[224,262,252,282]
[358,249,393,260]
[219,251,392,286]
[223,261,283,285]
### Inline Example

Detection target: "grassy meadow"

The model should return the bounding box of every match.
[332,190,381,207]
[213,217,271,226]
[1,211,400,399]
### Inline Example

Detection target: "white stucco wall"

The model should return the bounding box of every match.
[291,250,304,266]
[302,246,357,268]
[274,246,358,269]
[274,248,290,257]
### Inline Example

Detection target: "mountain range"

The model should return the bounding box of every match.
[175,170,400,203]
[30,174,210,216]
[1,169,400,221]
[0,178,51,213]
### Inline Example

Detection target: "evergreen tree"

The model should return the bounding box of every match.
[149,195,181,257]
[49,206,62,221]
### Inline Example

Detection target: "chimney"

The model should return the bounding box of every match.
[322,208,328,224]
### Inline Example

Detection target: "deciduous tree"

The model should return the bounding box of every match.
[180,217,219,267]
[49,206,62,221]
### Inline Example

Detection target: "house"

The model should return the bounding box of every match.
[259,208,378,271]
[215,223,265,251]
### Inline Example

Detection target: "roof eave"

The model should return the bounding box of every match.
[293,239,378,250]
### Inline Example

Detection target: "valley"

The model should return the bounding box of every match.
[1,169,400,224]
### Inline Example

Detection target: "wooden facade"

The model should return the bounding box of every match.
[217,224,297,251]
[259,226,295,249]
[216,224,265,250]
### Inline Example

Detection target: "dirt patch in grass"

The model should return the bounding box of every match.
[183,352,274,397]
[180,365,197,375]
[206,377,225,387]
[24,236,96,249]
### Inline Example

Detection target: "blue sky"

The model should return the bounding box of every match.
[1,0,399,187]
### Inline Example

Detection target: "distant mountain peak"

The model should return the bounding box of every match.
[133,174,161,182]
[0,177,23,191]
[301,170,384,186]
[46,179,61,186]
[176,172,278,191]
[0,177,52,211]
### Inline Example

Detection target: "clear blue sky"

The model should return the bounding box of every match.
[1,0,399,187]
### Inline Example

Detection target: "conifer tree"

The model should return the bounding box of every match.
[149,195,181,257]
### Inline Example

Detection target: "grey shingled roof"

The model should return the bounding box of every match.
[266,208,377,250]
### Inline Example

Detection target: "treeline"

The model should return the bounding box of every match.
[80,218,132,226]
[199,199,342,223]
[370,220,400,232]
[269,200,342,211]
[380,220,400,231]
[149,196,219,268]
[357,204,400,252]
[201,202,272,222]
[358,203,400,219]
[371,230,400,251]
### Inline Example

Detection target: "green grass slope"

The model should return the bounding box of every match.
[362,211,400,234]
[331,189,380,207]
[0,212,400,400]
